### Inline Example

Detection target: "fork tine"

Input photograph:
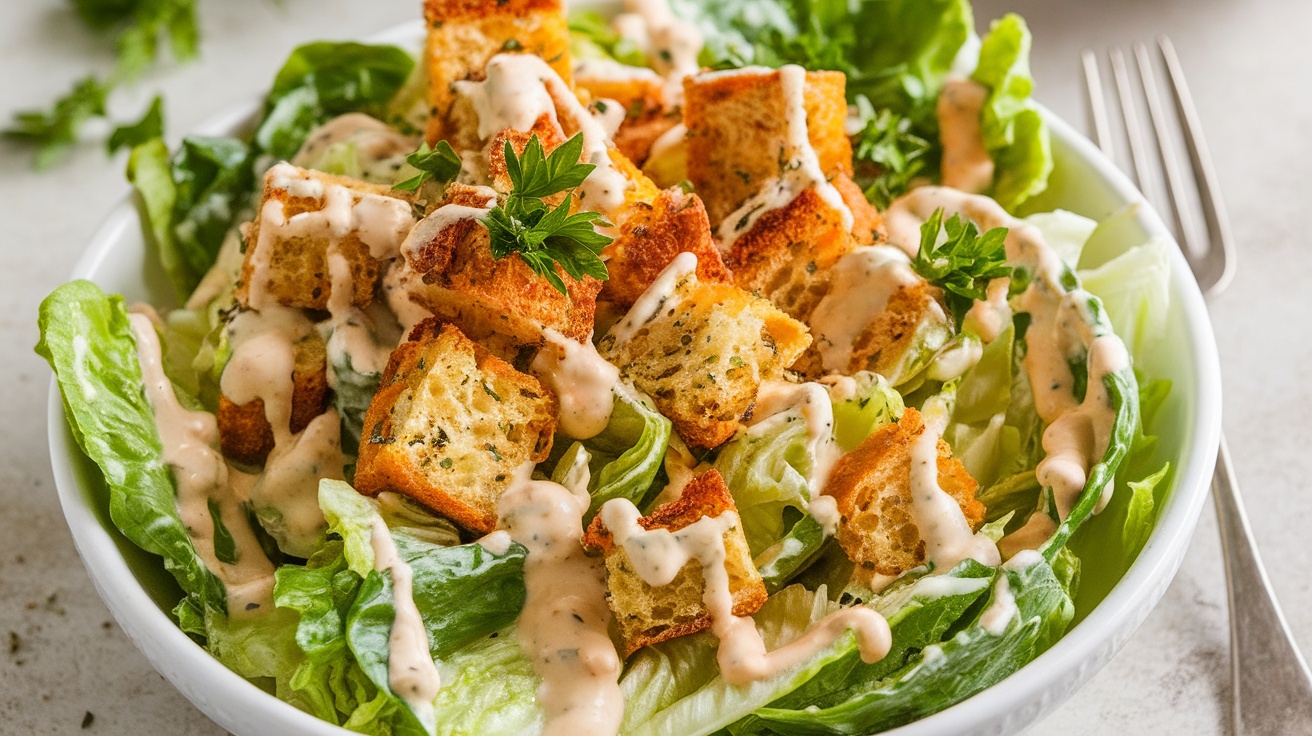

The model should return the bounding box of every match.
[1157,35,1238,298]
[1132,42,1196,258]
[1081,50,1114,159]
[1109,47,1153,193]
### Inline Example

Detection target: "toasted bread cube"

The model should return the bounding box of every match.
[582,470,766,656]
[684,68,851,228]
[573,60,666,117]
[723,187,855,325]
[423,0,573,144]
[217,328,329,465]
[354,319,558,532]
[613,111,682,169]
[238,163,417,311]
[823,407,984,577]
[399,183,602,352]
[600,188,731,309]
[598,262,810,448]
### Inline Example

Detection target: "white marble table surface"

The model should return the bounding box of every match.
[2,0,1308,733]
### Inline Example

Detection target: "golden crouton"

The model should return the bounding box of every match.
[600,188,732,309]
[572,63,665,120]
[237,163,417,311]
[597,266,810,449]
[722,187,854,324]
[613,111,682,169]
[485,117,569,194]
[217,328,329,465]
[793,275,949,381]
[582,469,767,656]
[683,68,852,228]
[400,183,603,353]
[823,407,984,577]
[423,0,573,144]
[354,319,558,533]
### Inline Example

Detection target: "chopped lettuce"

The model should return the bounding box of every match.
[256,42,415,163]
[127,135,254,301]
[752,556,1071,734]
[37,281,225,623]
[431,628,546,734]
[971,14,1052,210]
[830,372,905,453]
[714,407,816,555]
[1079,237,1172,359]
[552,385,672,521]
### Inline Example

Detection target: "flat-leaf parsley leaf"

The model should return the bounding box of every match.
[482,133,611,295]
[393,139,462,192]
[912,207,1011,329]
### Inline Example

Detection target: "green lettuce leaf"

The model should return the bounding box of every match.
[752,555,1071,734]
[256,42,415,162]
[552,385,671,521]
[37,280,225,620]
[971,13,1052,210]
[831,372,904,453]
[569,10,648,66]
[1079,237,1172,360]
[431,628,545,734]
[713,406,816,555]
[126,134,254,301]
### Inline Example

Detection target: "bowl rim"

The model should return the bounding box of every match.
[45,21,1222,736]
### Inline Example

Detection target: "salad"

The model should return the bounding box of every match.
[38,0,1177,734]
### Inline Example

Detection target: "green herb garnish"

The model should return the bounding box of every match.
[393,140,462,192]
[851,97,935,210]
[912,208,1011,329]
[4,77,109,169]
[107,95,165,153]
[482,133,612,295]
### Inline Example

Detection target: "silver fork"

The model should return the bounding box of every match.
[1083,37,1312,734]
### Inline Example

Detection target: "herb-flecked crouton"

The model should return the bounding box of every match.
[217,327,329,466]
[582,469,767,656]
[423,0,573,145]
[237,163,417,311]
[399,183,602,354]
[597,260,810,448]
[823,407,984,577]
[354,319,558,533]
[599,187,732,309]
[683,68,852,229]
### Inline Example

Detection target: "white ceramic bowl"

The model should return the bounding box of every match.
[45,19,1222,736]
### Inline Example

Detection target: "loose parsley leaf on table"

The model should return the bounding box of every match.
[3,77,109,169]
[107,94,164,152]
[482,133,612,295]
[393,140,462,192]
[912,207,1011,329]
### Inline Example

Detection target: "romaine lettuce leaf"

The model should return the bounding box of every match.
[830,372,904,453]
[971,14,1052,211]
[431,627,546,735]
[37,280,225,621]
[713,407,815,555]
[127,134,254,302]
[752,555,1071,734]
[553,385,671,521]
[1079,237,1172,360]
[256,42,415,163]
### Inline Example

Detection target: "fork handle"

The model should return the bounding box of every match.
[1214,433,1312,734]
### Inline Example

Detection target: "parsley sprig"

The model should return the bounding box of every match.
[912,208,1011,329]
[6,0,197,168]
[851,96,935,210]
[392,140,462,192]
[482,133,611,295]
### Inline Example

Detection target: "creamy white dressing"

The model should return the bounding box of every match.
[884,186,1132,552]
[978,573,1017,636]
[599,498,891,685]
[222,307,344,557]
[750,381,840,500]
[455,55,563,141]
[964,277,1012,343]
[715,65,854,251]
[907,423,1000,572]
[937,78,995,194]
[498,476,623,736]
[292,113,418,184]
[458,54,631,216]
[476,529,514,556]
[909,573,991,600]
[926,336,983,383]
[382,261,435,337]
[325,250,391,377]
[613,0,704,105]
[369,516,442,725]
[530,328,619,440]
[592,97,628,138]
[128,313,276,616]
[604,251,696,346]
[400,196,496,264]
[808,245,925,373]
[807,495,842,538]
